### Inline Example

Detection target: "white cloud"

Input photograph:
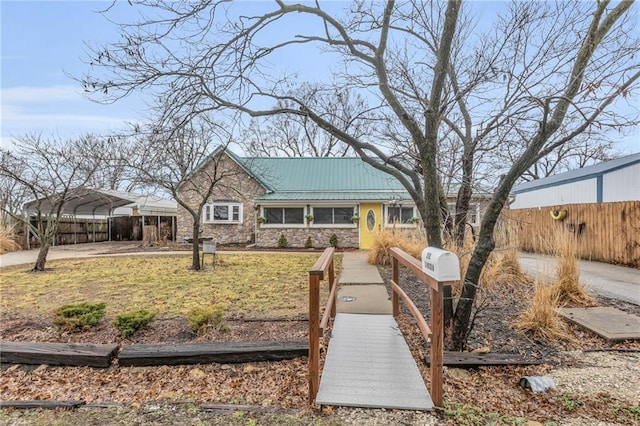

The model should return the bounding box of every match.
[1,84,147,141]
[1,85,83,104]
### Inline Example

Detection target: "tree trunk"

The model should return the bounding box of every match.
[33,243,51,272]
[454,152,473,247]
[449,167,521,350]
[191,222,201,271]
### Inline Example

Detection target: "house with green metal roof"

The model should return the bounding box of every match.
[176,149,484,249]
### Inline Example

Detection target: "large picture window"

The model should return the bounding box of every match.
[313,207,354,225]
[204,202,243,224]
[386,206,415,224]
[264,207,304,225]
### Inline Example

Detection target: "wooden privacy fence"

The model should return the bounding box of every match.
[390,247,445,408]
[307,247,337,404]
[503,201,640,267]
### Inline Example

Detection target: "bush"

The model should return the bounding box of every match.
[329,233,338,248]
[367,228,425,265]
[113,309,156,338]
[513,278,572,342]
[304,236,313,249]
[0,225,21,254]
[277,233,288,248]
[187,305,228,334]
[53,302,106,331]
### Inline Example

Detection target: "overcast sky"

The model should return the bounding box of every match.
[2,1,639,154]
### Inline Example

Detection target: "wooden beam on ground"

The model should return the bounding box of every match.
[118,340,307,367]
[0,400,86,409]
[425,351,546,368]
[0,342,118,368]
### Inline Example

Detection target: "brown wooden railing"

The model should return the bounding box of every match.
[390,247,447,408]
[307,247,337,404]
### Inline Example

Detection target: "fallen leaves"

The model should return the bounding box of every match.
[0,359,309,409]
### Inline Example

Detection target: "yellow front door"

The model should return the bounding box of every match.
[359,203,382,249]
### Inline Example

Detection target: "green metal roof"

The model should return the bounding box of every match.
[236,157,410,201]
[257,191,409,201]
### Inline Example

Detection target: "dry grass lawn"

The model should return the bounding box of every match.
[0,253,334,319]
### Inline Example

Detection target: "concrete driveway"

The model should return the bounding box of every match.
[519,252,640,306]
[0,242,155,268]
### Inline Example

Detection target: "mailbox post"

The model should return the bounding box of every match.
[421,246,460,408]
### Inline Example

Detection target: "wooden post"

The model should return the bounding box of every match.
[308,273,320,404]
[430,281,444,408]
[392,256,399,317]
[328,261,336,319]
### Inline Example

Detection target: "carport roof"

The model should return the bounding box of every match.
[23,187,175,217]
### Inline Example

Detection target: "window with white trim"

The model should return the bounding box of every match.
[385,205,416,224]
[264,207,304,225]
[204,202,243,224]
[312,207,354,225]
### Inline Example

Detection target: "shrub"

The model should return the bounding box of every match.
[0,225,21,254]
[113,309,156,338]
[329,233,338,248]
[367,227,425,265]
[277,233,288,248]
[187,305,228,334]
[53,302,106,331]
[551,230,594,306]
[513,278,572,342]
[304,236,313,249]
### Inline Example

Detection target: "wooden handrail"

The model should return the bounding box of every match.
[308,247,336,405]
[390,246,446,409]
[390,279,432,340]
[390,247,438,290]
[320,278,339,332]
[308,247,335,278]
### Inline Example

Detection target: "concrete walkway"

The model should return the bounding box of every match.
[519,252,640,306]
[317,250,433,410]
[336,251,392,315]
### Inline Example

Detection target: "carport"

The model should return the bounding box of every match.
[22,187,177,247]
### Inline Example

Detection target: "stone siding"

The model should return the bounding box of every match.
[256,226,359,248]
[176,153,266,245]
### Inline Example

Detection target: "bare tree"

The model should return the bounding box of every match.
[75,134,144,192]
[0,155,30,228]
[127,116,242,270]
[240,88,373,157]
[0,134,103,271]
[82,0,640,349]
[503,134,621,182]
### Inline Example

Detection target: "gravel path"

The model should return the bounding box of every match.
[550,350,640,403]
